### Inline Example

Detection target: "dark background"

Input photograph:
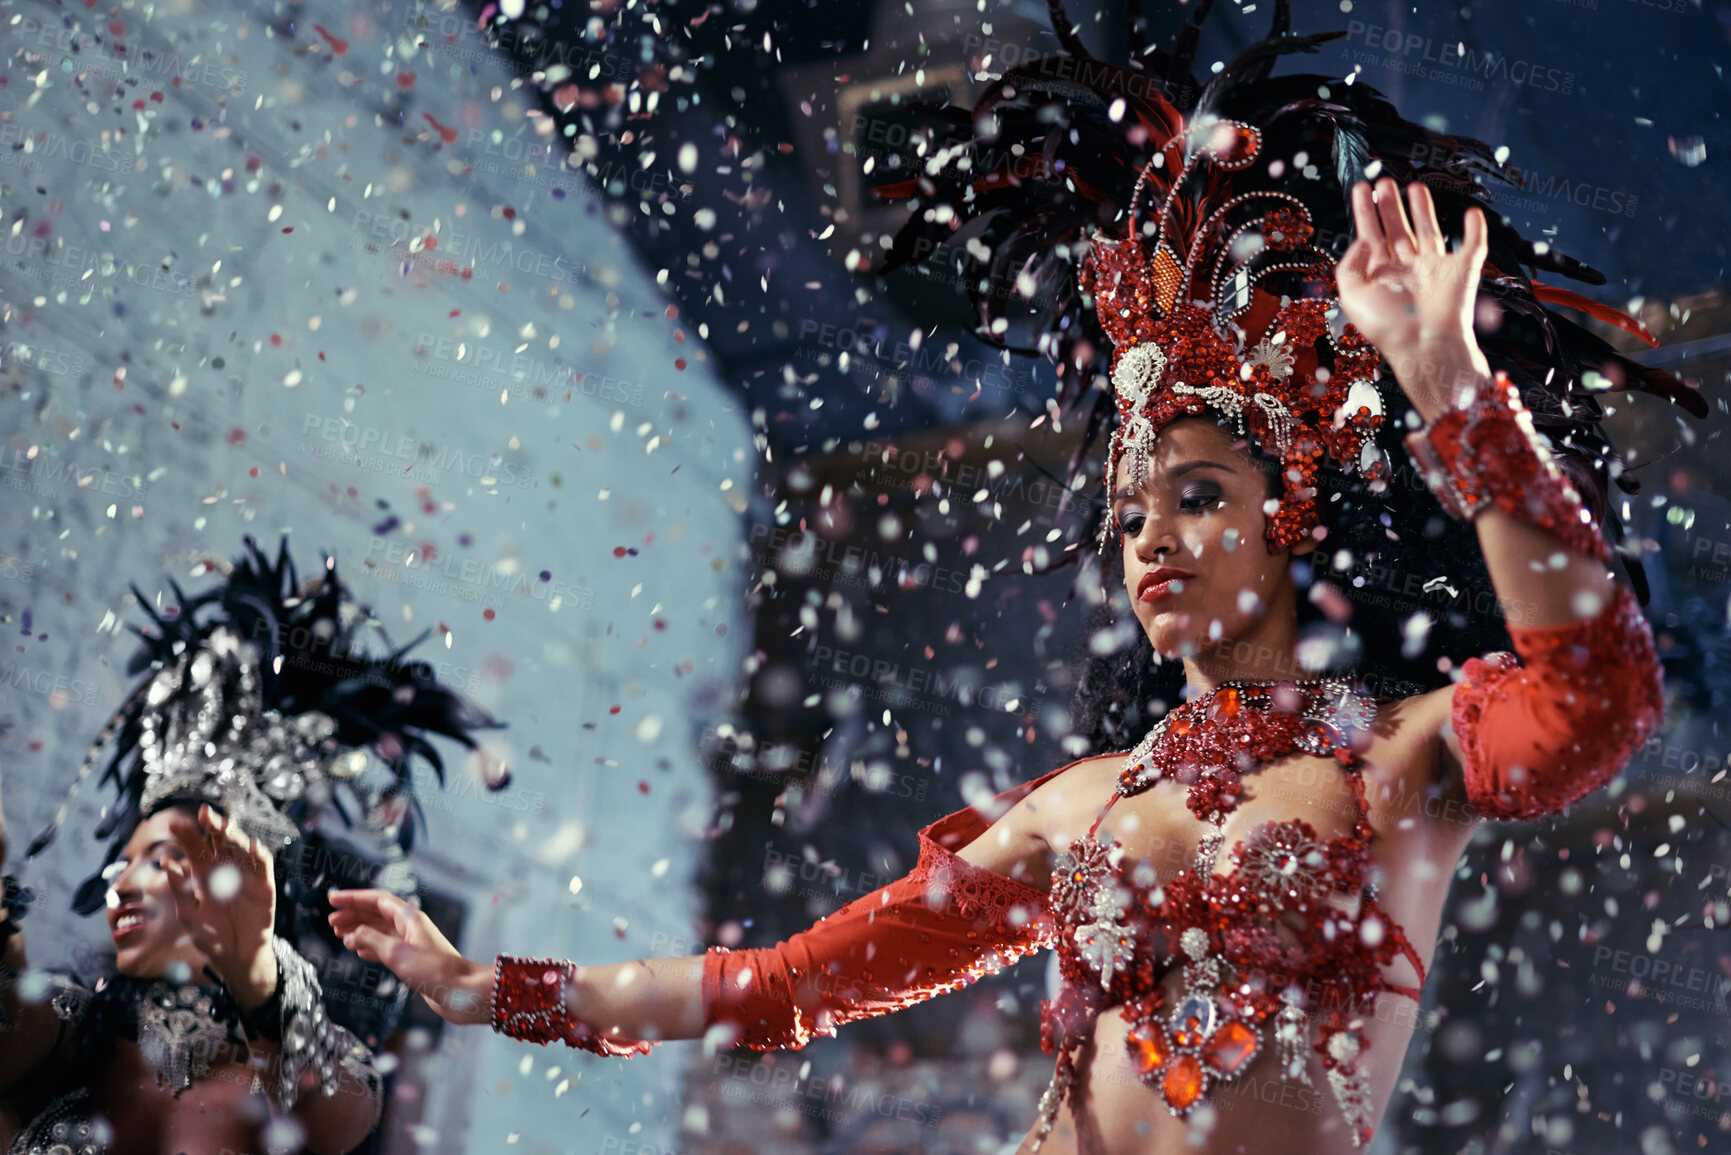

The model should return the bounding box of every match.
[443,1,1730,1152]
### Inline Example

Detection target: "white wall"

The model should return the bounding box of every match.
[0,3,750,1153]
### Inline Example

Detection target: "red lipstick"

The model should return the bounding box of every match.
[1137,566,1194,604]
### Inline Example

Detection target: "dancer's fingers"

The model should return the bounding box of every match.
[1406,182,1445,254]
[1375,177,1417,256]
[1350,181,1384,249]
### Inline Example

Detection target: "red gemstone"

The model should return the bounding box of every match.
[1204,1020,1259,1074]
[1127,1021,1171,1076]
[1162,1054,1206,1110]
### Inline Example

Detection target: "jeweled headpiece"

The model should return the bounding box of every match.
[28,534,506,916]
[872,1,1704,586]
[1083,115,1387,551]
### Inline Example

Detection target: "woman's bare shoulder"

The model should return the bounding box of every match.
[1009,752,1124,839]
[1365,683,1467,806]
[1369,683,1455,743]
[957,751,1125,887]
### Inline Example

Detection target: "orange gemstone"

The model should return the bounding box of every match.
[1152,244,1183,314]
[1203,1020,1259,1074]
[1213,687,1242,719]
[1162,1054,1205,1110]
[1127,1022,1170,1076]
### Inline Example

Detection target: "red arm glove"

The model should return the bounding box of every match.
[1404,370,1664,820]
[703,763,1077,1051]
[1451,581,1663,821]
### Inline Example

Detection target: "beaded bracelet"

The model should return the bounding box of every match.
[491,954,658,1057]
[1403,371,1610,564]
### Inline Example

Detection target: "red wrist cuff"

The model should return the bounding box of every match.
[492,955,658,1057]
[1405,372,1610,563]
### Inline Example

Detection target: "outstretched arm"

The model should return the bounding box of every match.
[327,757,1081,1052]
[1338,178,1663,819]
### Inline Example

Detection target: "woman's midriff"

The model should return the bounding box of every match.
[1018,974,1421,1155]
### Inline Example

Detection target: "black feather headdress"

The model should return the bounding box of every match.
[27,534,505,917]
[873,0,1704,597]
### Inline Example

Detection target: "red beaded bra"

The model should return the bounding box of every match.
[1035,677,1424,1149]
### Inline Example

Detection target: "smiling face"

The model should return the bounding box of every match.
[1110,416,1315,666]
[104,806,211,981]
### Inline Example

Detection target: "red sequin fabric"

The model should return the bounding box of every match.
[493,955,658,1057]
[1404,371,1612,563]
[1037,679,1423,1149]
[702,813,1055,1051]
[1452,581,1662,820]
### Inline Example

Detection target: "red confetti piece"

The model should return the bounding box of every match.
[421,113,459,144]
[269,334,282,347]
[674,358,686,371]
[313,24,349,55]
[109,20,124,35]
[483,608,495,621]
[249,466,260,477]
[397,72,416,88]
[609,705,621,714]
[501,206,516,220]
[613,546,628,557]
[227,428,246,445]
[653,619,667,631]
[637,781,650,794]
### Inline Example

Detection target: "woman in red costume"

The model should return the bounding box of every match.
[327,5,1704,1152]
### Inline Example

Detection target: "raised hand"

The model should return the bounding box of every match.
[162,804,278,1009]
[327,888,493,1026]
[1335,177,1492,415]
